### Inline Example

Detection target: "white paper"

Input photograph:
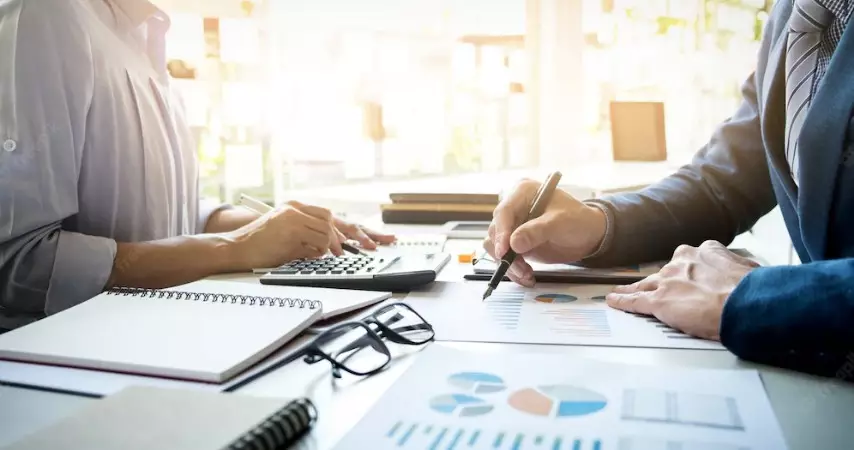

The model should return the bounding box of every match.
[404,282,724,350]
[333,345,787,450]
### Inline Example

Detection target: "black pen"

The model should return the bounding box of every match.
[483,171,563,300]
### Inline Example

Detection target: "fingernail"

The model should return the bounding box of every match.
[522,274,535,287]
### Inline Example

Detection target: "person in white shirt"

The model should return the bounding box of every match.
[0,0,394,330]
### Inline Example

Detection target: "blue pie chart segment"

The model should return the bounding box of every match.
[508,385,607,418]
[541,385,608,416]
[535,293,578,304]
[429,394,494,417]
[448,372,506,394]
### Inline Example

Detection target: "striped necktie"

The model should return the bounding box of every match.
[785,0,835,185]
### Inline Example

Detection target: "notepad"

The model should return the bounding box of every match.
[0,280,390,383]
[1,386,317,450]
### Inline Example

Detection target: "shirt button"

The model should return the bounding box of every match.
[2,139,15,152]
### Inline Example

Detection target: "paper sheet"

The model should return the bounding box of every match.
[404,282,724,350]
[333,345,787,450]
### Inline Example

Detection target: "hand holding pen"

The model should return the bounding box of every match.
[482,172,563,300]
[239,195,396,257]
[482,173,610,295]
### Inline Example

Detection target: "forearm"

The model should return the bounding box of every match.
[107,234,241,289]
[203,207,260,233]
[721,259,854,378]
[583,74,776,267]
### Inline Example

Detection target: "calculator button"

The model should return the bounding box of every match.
[346,270,355,274]
[315,270,328,274]
[272,269,299,275]
[331,270,343,274]
[300,270,314,274]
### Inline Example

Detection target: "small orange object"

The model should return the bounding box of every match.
[457,252,476,263]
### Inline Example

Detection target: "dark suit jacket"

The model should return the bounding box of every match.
[588,2,854,377]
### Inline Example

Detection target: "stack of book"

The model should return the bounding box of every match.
[380,193,499,224]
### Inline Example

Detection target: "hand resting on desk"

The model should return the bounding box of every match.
[606,240,759,341]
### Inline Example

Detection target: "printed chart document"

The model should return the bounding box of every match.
[404,282,724,350]
[333,345,787,450]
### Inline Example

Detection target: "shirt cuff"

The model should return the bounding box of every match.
[197,198,232,234]
[582,199,616,259]
[44,231,117,315]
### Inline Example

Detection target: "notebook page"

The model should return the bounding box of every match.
[0,281,328,382]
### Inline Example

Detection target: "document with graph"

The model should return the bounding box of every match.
[404,282,724,350]
[333,345,787,450]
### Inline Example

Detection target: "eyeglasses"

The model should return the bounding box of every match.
[224,302,434,391]
[302,302,434,378]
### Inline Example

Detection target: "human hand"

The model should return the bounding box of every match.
[606,240,760,341]
[483,179,608,287]
[332,217,396,250]
[225,201,338,269]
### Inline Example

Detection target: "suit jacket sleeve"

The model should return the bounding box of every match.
[582,73,778,267]
[721,259,854,379]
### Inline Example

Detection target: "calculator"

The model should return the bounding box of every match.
[259,252,451,292]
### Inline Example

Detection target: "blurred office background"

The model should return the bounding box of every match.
[157,0,774,205]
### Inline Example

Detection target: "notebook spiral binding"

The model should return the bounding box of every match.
[105,287,322,309]
[228,398,318,450]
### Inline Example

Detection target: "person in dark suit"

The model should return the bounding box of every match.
[485,0,854,377]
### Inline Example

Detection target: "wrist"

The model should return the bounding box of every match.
[199,233,245,273]
[581,201,611,259]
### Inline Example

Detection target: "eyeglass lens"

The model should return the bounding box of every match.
[372,304,434,344]
[316,322,390,375]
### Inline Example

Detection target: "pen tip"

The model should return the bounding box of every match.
[482,287,493,301]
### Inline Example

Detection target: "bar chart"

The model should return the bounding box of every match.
[621,389,744,431]
[539,308,611,337]
[385,421,604,450]
[484,291,524,330]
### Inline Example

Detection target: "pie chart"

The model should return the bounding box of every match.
[535,293,578,304]
[448,372,506,394]
[508,385,607,417]
[429,394,494,417]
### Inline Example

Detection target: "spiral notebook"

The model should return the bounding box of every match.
[0,280,389,383]
[1,386,317,450]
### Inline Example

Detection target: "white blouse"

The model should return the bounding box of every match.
[0,0,222,329]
